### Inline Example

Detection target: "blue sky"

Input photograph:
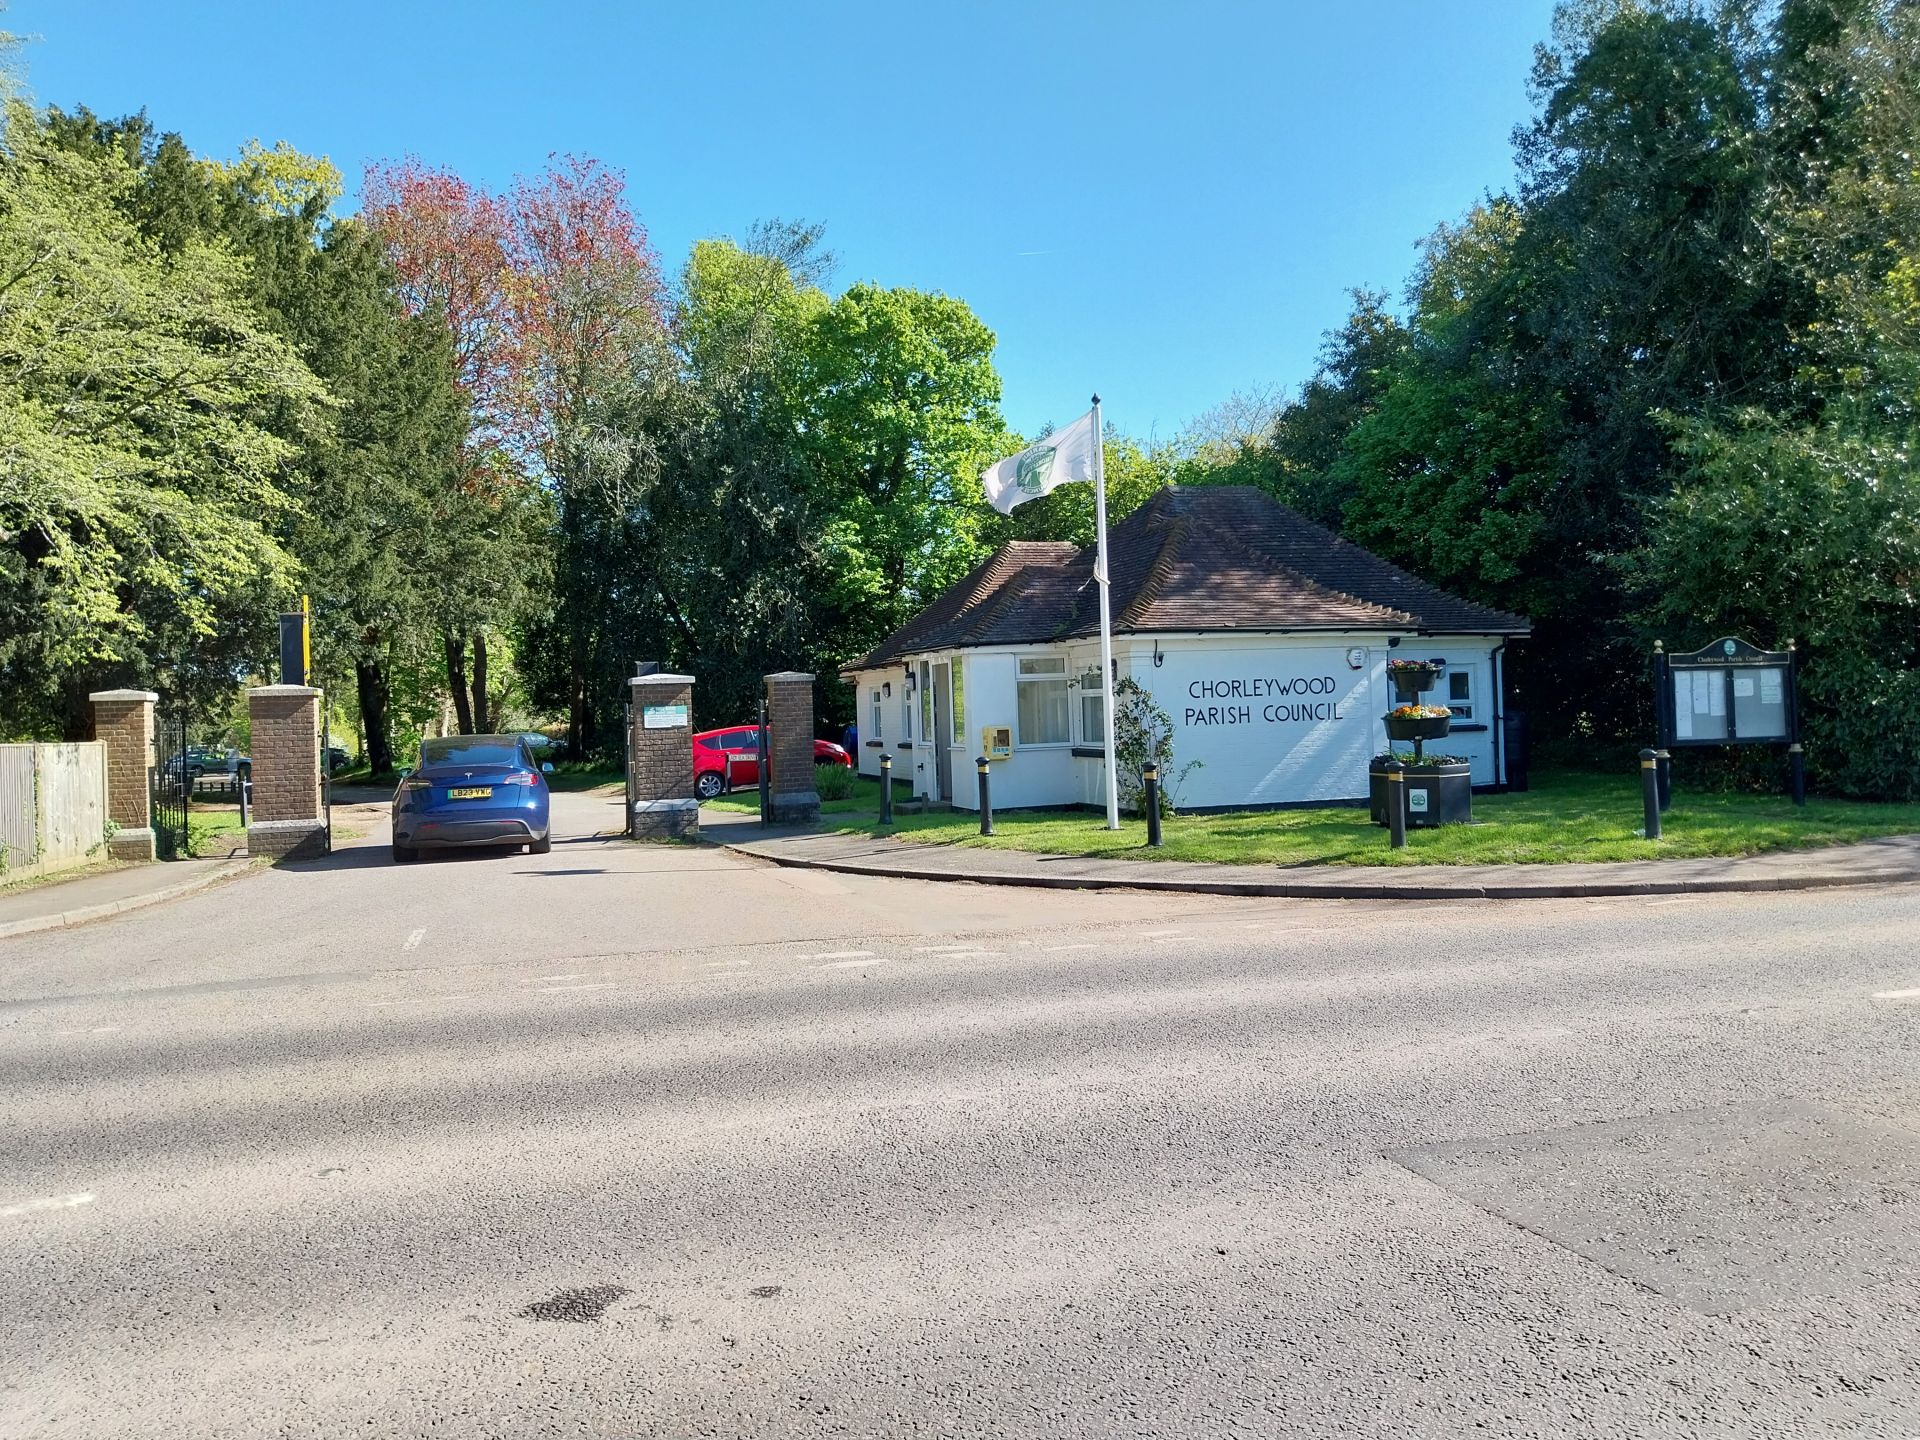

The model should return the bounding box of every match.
[11,1,1558,439]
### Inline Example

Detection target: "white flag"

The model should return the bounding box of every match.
[982,408,1100,515]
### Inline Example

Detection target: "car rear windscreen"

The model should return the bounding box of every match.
[420,740,521,769]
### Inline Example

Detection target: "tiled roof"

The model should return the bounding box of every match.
[843,486,1529,671]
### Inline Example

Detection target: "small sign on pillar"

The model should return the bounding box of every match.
[628,671,698,840]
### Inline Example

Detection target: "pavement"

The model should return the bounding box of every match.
[704,806,1920,899]
[0,857,251,939]
[6,786,1920,1435]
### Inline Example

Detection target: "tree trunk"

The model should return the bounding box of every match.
[443,632,475,735]
[470,632,490,734]
[355,657,395,777]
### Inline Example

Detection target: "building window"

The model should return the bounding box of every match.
[870,687,883,740]
[1017,655,1070,745]
[1079,665,1105,744]
[920,661,933,739]
[1448,666,1473,720]
[951,657,965,734]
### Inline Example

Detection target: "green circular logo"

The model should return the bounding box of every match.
[1016,445,1057,496]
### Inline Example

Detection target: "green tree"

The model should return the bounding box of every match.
[0,102,325,738]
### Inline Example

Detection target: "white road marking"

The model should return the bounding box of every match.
[1873,987,1920,1000]
[914,944,990,953]
[1043,943,1098,952]
[365,993,478,1008]
[523,974,586,983]
[1141,930,1187,938]
[540,983,616,993]
[402,928,425,953]
[1,1192,94,1218]
[820,957,893,970]
[1645,896,1699,906]
[700,960,752,969]
[797,950,874,961]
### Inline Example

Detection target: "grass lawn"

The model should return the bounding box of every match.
[706,773,913,816]
[820,769,1920,868]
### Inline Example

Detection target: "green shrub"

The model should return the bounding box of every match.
[815,762,856,801]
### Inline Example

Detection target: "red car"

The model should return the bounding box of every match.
[693,725,851,800]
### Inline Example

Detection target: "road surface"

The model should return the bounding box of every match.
[3,788,1919,1437]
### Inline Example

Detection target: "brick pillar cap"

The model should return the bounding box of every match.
[765,670,815,682]
[89,688,159,703]
[249,684,322,698]
[629,673,695,687]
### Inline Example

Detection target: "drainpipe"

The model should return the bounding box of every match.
[1490,641,1507,789]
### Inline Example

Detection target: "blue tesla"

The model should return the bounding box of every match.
[392,735,553,863]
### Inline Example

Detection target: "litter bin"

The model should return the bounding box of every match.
[1502,710,1531,793]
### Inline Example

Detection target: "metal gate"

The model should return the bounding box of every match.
[151,700,192,859]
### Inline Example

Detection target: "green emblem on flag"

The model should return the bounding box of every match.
[1016,445,1057,496]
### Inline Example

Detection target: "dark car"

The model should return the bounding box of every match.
[392,734,552,863]
[325,745,353,774]
[692,726,851,800]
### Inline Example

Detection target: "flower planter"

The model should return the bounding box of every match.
[1384,713,1452,743]
[1388,664,1441,701]
[1369,760,1473,828]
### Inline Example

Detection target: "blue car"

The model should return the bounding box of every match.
[392,734,553,863]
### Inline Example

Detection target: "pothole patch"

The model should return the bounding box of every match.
[520,1285,631,1322]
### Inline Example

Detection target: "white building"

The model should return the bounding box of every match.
[841,486,1530,813]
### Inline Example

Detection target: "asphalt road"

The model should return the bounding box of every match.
[4,789,1920,1437]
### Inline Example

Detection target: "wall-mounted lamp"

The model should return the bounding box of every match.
[881,681,892,698]
[1152,639,1164,668]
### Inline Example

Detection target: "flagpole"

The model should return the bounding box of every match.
[1092,394,1120,830]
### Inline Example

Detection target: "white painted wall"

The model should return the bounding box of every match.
[851,633,1508,810]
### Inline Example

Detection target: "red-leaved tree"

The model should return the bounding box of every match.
[363,154,665,744]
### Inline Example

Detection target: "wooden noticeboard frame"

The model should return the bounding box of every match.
[1655,636,1799,749]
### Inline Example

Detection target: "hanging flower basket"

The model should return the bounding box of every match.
[1384,704,1453,742]
[1386,658,1442,701]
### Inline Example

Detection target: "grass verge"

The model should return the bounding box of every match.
[821,769,1920,867]
[706,773,912,816]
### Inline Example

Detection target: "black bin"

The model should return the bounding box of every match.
[1502,710,1530,792]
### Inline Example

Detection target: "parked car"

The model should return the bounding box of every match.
[325,745,353,774]
[692,726,851,801]
[391,734,552,863]
[181,745,226,781]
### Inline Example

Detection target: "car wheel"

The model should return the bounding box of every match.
[529,834,552,855]
[392,844,418,864]
[237,762,252,782]
[695,770,726,801]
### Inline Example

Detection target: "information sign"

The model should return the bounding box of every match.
[1657,637,1795,749]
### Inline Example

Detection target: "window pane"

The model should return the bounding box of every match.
[870,689,882,738]
[1018,677,1070,744]
[1019,656,1066,676]
[1449,671,1470,701]
[951,658,965,731]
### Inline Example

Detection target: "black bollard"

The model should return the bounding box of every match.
[1385,759,1407,850]
[879,752,894,825]
[1640,748,1662,840]
[1789,742,1806,807]
[1143,760,1163,847]
[1655,748,1672,812]
[976,756,994,836]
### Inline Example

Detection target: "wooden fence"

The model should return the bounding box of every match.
[0,743,109,883]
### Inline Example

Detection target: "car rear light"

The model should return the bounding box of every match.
[399,778,432,792]
[500,772,537,786]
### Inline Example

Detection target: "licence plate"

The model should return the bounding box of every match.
[447,786,493,800]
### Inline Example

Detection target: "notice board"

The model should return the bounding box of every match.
[1657,637,1797,749]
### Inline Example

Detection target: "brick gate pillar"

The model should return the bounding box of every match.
[247,684,327,862]
[628,671,698,840]
[764,671,820,825]
[89,689,158,861]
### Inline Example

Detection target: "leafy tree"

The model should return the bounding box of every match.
[0,102,324,738]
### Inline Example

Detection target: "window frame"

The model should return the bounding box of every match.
[1446,665,1475,721]
[869,686,883,740]
[1016,653,1072,747]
